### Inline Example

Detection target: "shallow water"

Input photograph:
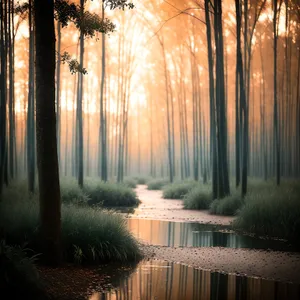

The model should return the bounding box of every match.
[89,260,300,300]
[127,218,297,251]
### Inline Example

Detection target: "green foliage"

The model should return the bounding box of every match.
[0,240,46,298]
[134,176,150,185]
[105,0,134,10]
[0,192,142,263]
[122,177,138,188]
[55,0,115,37]
[183,185,212,209]
[60,177,90,205]
[163,181,198,199]
[61,205,141,262]
[83,178,140,207]
[209,194,243,216]
[233,183,300,241]
[61,51,87,74]
[147,178,169,190]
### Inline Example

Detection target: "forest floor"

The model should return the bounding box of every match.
[39,184,300,299]
[134,185,300,284]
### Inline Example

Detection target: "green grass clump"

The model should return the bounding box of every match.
[209,194,243,216]
[0,190,142,263]
[134,176,150,185]
[147,178,169,190]
[61,205,142,262]
[0,240,47,298]
[163,181,198,199]
[83,178,139,207]
[233,185,300,241]
[183,185,212,209]
[60,177,90,205]
[123,177,138,189]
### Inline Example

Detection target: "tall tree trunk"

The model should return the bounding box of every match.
[273,0,281,185]
[0,0,7,195]
[77,0,84,187]
[56,21,61,169]
[204,0,217,199]
[34,0,62,265]
[99,0,107,181]
[27,0,35,193]
[8,0,14,179]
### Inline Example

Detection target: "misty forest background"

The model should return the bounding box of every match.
[0,0,300,198]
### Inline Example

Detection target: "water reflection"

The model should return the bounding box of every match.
[127,219,296,251]
[90,260,300,300]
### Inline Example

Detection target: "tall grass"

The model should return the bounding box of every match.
[123,177,138,188]
[60,177,90,204]
[163,181,198,199]
[0,240,47,298]
[209,194,243,216]
[134,176,151,185]
[147,178,169,190]
[183,185,212,209]
[233,184,300,242]
[6,178,140,208]
[0,188,142,263]
[83,178,139,207]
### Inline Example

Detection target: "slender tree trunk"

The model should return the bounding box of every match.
[99,0,107,181]
[77,0,84,187]
[205,0,217,199]
[0,0,7,195]
[56,21,61,169]
[273,0,281,185]
[27,0,35,192]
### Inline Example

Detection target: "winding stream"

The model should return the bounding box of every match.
[87,186,300,300]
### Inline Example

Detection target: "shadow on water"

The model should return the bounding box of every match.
[89,260,300,300]
[126,219,298,251]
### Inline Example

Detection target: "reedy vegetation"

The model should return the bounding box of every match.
[0,185,142,263]
[0,240,47,298]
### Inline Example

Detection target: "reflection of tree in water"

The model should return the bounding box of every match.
[92,261,300,300]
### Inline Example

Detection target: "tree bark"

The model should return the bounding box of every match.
[34,0,62,265]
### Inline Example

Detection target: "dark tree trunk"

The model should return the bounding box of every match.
[56,21,61,169]
[34,0,62,265]
[0,0,7,195]
[99,0,107,181]
[205,0,217,199]
[273,0,281,185]
[77,0,84,187]
[27,0,35,193]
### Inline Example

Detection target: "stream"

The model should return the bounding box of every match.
[87,186,300,300]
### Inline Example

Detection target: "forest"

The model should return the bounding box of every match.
[0,0,299,299]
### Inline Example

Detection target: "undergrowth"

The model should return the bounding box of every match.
[147,178,169,190]
[163,181,198,199]
[0,187,142,264]
[0,240,47,298]
[183,185,212,209]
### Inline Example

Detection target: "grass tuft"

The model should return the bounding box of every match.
[209,194,243,216]
[134,176,150,185]
[233,183,300,241]
[122,177,138,189]
[183,185,212,209]
[83,178,140,207]
[60,177,90,205]
[163,181,198,199]
[0,240,47,298]
[147,178,169,190]
[0,187,142,263]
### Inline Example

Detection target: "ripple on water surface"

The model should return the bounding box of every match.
[89,260,300,300]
